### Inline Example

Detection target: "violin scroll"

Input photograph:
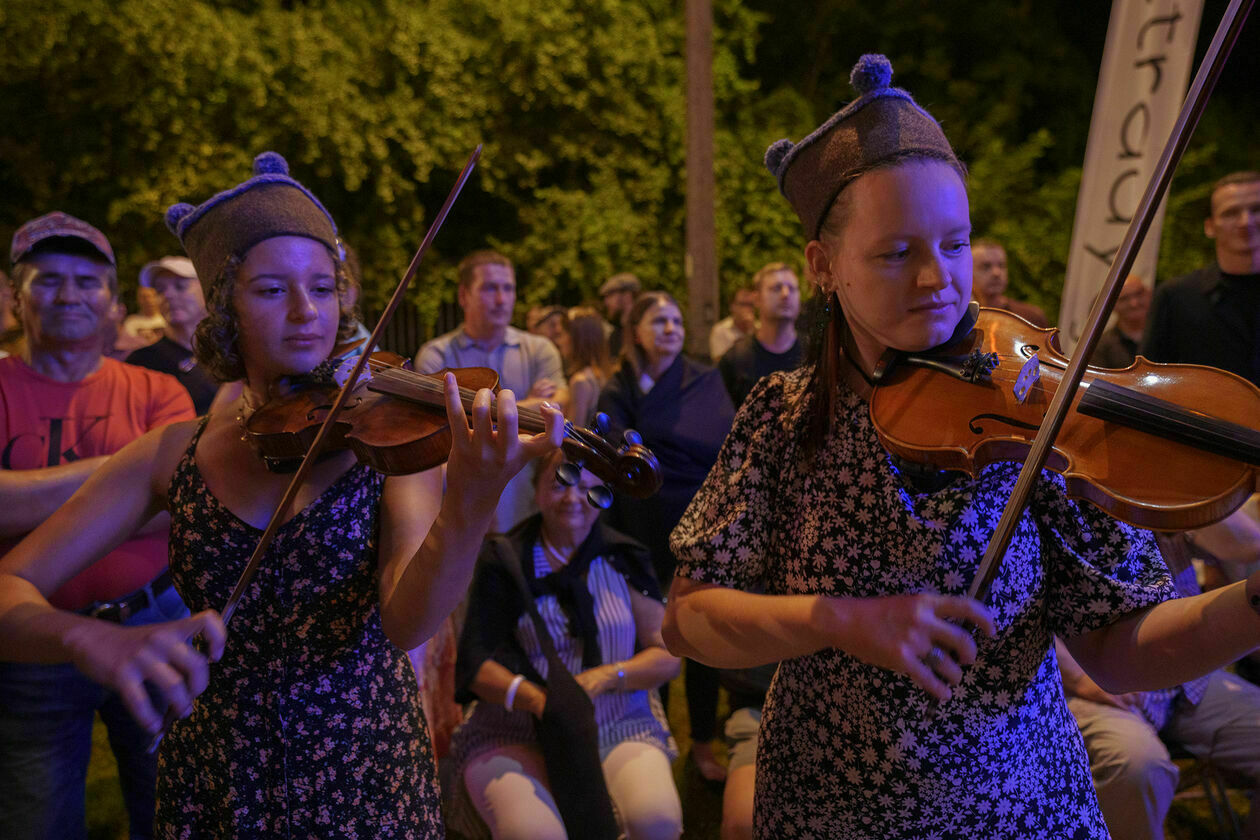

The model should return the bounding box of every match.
[556,413,662,503]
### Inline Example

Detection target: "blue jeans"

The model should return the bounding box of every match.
[0,582,189,840]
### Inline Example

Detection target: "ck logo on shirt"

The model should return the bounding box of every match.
[2,415,108,469]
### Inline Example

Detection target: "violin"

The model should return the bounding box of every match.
[244,348,664,502]
[870,306,1260,531]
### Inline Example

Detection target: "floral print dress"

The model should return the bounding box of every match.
[155,419,443,838]
[671,369,1177,840]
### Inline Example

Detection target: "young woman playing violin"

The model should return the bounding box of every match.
[0,153,563,837]
[664,55,1260,839]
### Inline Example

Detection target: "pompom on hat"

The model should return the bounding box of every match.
[765,54,961,239]
[165,151,342,283]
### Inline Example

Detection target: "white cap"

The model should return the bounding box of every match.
[138,256,197,288]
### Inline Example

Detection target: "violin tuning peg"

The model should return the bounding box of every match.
[622,429,643,448]
[593,412,611,436]
[586,484,614,510]
[555,462,581,487]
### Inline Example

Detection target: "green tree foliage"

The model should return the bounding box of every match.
[0,0,810,332]
[1,0,1256,334]
[743,0,1260,322]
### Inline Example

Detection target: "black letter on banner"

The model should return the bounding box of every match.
[1108,170,1140,224]
[1135,55,1166,93]
[1138,10,1182,48]
[1086,243,1120,266]
[1119,103,1150,160]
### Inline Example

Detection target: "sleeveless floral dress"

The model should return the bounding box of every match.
[155,418,443,838]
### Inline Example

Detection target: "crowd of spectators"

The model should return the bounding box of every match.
[1,167,1258,840]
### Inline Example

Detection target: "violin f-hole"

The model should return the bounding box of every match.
[307,397,362,422]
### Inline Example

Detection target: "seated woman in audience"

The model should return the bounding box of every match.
[0,152,561,838]
[597,290,735,781]
[449,447,683,840]
[557,305,614,425]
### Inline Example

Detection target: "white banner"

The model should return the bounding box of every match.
[1059,0,1203,352]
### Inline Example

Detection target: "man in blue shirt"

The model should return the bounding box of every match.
[415,250,567,532]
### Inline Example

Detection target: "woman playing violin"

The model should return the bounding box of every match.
[664,54,1260,839]
[0,152,562,837]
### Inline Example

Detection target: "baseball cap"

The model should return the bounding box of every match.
[10,211,116,266]
[139,256,198,287]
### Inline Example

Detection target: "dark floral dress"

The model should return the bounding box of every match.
[671,369,1177,840]
[155,419,443,838]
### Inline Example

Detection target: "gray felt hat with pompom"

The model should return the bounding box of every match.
[765,54,960,240]
[165,152,340,284]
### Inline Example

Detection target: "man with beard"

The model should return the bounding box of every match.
[599,272,641,358]
[718,263,803,409]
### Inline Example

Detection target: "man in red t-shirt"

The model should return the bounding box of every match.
[0,212,195,839]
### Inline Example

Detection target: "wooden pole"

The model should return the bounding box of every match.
[685,0,718,358]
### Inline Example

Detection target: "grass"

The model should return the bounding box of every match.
[85,669,1243,839]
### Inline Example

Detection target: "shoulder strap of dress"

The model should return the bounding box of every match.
[182,414,212,458]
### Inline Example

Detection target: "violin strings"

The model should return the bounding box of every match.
[363,364,554,432]
[910,352,1069,399]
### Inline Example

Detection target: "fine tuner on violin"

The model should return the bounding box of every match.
[244,348,664,504]
[870,306,1260,531]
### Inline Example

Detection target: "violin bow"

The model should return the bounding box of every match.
[965,0,1253,607]
[219,145,482,626]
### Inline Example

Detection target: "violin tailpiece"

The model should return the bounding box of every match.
[901,350,998,384]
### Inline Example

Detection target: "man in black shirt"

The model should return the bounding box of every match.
[1142,171,1260,385]
[125,256,219,413]
[718,262,802,408]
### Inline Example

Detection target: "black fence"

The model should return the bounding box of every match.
[361,300,461,360]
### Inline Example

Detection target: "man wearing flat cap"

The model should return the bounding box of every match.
[0,212,195,839]
[599,271,641,358]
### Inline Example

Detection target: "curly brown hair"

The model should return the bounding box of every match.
[193,247,358,383]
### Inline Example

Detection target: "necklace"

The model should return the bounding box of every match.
[235,392,261,442]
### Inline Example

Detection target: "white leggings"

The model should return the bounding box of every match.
[463,740,683,840]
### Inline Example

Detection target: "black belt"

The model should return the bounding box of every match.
[77,569,175,623]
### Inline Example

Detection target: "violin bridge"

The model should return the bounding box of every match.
[1013,354,1041,404]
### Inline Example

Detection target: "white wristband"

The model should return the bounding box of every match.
[504,674,526,712]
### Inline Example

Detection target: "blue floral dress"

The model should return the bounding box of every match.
[155,419,443,838]
[670,369,1177,839]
